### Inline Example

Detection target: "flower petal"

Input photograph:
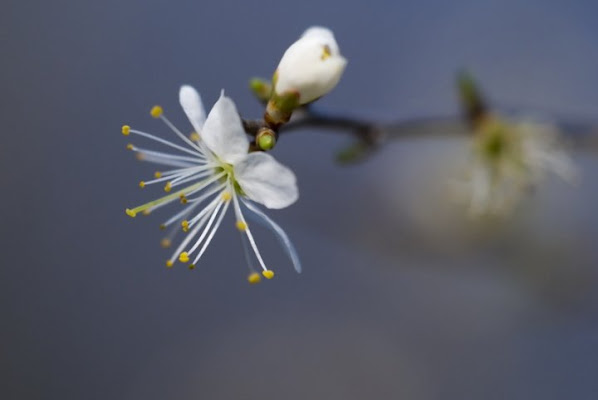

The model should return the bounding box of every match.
[301,26,339,53]
[234,152,298,209]
[201,91,249,164]
[179,85,207,134]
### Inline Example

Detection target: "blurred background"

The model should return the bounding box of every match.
[2,0,598,399]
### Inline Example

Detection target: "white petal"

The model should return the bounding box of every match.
[242,198,302,273]
[234,152,298,209]
[179,85,207,134]
[301,26,339,53]
[201,91,249,164]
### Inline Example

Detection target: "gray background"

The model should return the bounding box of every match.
[2,0,598,399]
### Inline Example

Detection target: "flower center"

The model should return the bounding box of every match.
[485,132,506,159]
[214,163,246,196]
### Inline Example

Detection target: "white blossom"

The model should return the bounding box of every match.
[123,86,301,282]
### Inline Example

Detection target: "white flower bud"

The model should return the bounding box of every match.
[274,26,347,105]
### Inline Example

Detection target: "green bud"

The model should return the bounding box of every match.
[256,128,277,151]
[249,77,272,103]
[336,142,371,164]
[456,70,487,125]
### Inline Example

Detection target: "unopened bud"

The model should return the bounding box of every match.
[256,127,277,151]
[457,71,488,127]
[273,26,347,106]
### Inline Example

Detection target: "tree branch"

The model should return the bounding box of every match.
[242,108,598,154]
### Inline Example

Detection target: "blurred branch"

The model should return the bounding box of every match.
[242,107,598,158]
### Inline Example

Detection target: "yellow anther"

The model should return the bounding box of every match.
[236,221,247,231]
[160,238,171,248]
[150,105,163,118]
[262,270,275,279]
[139,181,145,188]
[126,143,134,151]
[164,182,172,192]
[181,220,189,232]
[125,208,137,218]
[135,153,145,161]
[159,224,166,230]
[188,264,196,270]
[154,171,162,179]
[121,125,130,136]
[247,272,261,284]
[221,192,231,201]
[166,260,174,268]
[321,44,332,60]
[179,194,188,204]
[178,252,190,263]
[142,209,151,216]
[189,132,201,142]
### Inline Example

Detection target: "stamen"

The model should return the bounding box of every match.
[139,181,146,188]
[165,197,223,266]
[189,132,200,142]
[150,105,163,118]
[162,184,224,229]
[185,181,227,203]
[159,114,207,156]
[191,199,231,264]
[160,238,171,248]
[178,252,190,263]
[242,198,302,273]
[247,272,261,284]
[136,154,195,168]
[126,143,134,150]
[168,169,214,188]
[131,146,207,163]
[122,125,131,135]
[232,192,268,272]
[127,129,205,158]
[140,165,213,189]
[154,171,162,178]
[164,182,172,192]
[262,270,275,279]
[239,232,258,280]
[236,221,247,231]
[166,260,174,268]
[221,192,231,201]
[125,179,215,217]
[186,199,225,254]
[162,189,221,233]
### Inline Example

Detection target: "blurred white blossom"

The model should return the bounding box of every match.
[454,115,577,216]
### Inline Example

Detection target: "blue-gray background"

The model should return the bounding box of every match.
[2,0,598,399]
